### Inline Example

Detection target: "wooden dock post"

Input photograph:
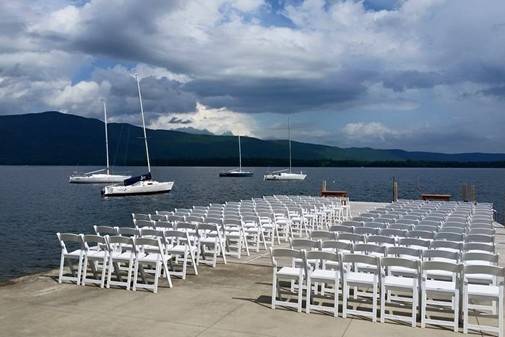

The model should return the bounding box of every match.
[392,177,398,202]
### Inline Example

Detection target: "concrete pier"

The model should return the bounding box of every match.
[1,202,504,337]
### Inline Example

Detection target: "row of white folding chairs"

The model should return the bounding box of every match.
[271,248,504,336]
[56,233,182,293]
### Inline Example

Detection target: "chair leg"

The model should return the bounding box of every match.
[76,254,84,286]
[380,285,386,323]
[342,281,348,319]
[100,256,107,288]
[463,286,468,334]
[297,274,303,313]
[153,262,160,294]
[106,258,113,289]
[454,290,459,332]
[334,279,339,318]
[498,290,503,337]
[162,259,173,288]
[271,271,277,310]
[126,258,133,291]
[132,260,139,291]
[372,283,377,323]
[81,255,89,286]
[412,287,418,328]
[421,287,426,328]
[58,253,65,284]
[306,276,312,314]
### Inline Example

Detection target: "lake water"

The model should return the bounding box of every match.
[1,166,504,282]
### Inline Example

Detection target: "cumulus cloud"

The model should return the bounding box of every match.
[149,102,258,136]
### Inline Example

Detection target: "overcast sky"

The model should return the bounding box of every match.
[1,0,504,153]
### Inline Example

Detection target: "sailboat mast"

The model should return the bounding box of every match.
[238,135,242,171]
[103,101,110,175]
[288,117,292,173]
[135,74,151,173]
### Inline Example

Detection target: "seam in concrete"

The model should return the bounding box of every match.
[194,302,246,337]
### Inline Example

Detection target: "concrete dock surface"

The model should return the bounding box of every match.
[1,201,504,337]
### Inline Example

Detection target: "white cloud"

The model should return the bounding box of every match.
[341,122,404,142]
[149,102,257,136]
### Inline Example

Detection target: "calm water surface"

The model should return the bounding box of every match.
[1,166,504,282]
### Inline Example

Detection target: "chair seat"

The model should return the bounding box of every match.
[137,253,170,263]
[109,251,134,260]
[390,266,418,275]
[86,250,107,258]
[425,279,457,292]
[66,249,84,257]
[311,269,339,281]
[426,269,454,279]
[384,275,417,289]
[345,271,376,284]
[467,284,499,297]
[277,267,304,278]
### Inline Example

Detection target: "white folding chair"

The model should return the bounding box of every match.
[164,230,198,279]
[305,250,340,317]
[463,264,505,337]
[132,237,173,293]
[421,261,462,332]
[270,248,305,312]
[380,257,420,327]
[197,223,227,267]
[81,234,108,288]
[341,253,380,322]
[56,233,85,285]
[106,235,135,290]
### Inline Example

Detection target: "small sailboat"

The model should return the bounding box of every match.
[102,74,174,196]
[69,101,131,184]
[219,135,253,177]
[264,118,306,181]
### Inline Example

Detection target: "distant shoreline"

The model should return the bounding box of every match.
[2,160,505,168]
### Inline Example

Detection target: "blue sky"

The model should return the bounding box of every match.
[1,0,504,153]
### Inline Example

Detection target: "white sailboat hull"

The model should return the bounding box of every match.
[69,173,131,184]
[102,180,174,196]
[264,172,307,181]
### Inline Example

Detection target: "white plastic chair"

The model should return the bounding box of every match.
[463,264,505,337]
[197,223,227,267]
[270,248,305,312]
[420,261,462,332]
[81,234,108,288]
[305,250,340,317]
[341,253,380,322]
[56,233,85,285]
[106,235,135,290]
[132,237,173,293]
[380,257,420,327]
[164,230,198,279]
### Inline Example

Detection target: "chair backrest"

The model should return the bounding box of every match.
[132,213,150,221]
[364,221,387,229]
[305,250,339,265]
[341,253,379,270]
[342,220,364,227]
[106,235,132,246]
[407,230,435,240]
[462,252,498,265]
[270,248,304,266]
[354,227,379,236]
[439,226,465,234]
[353,243,385,256]
[399,238,430,249]
[337,233,364,243]
[463,242,495,253]
[134,237,163,255]
[465,234,494,244]
[380,228,407,238]
[94,225,117,236]
[430,240,462,251]
[386,246,421,259]
[205,217,224,225]
[133,219,154,229]
[322,240,353,253]
[56,233,83,252]
[381,257,419,272]
[422,260,462,273]
[423,249,459,262]
[155,220,173,230]
[366,235,395,246]
[463,264,505,278]
[468,228,495,236]
[290,238,320,250]
[117,227,140,237]
[435,232,464,242]
[389,223,414,231]
[150,214,167,222]
[415,225,438,233]
[329,225,354,233]
[140,228,165,238]
[310,230,335,240]
[186,215,204,223]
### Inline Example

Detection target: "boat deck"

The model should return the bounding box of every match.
[1,201,504,337]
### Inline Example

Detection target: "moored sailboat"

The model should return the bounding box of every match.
[219,135,253,177]
[102,74,174,196]
[264,118,306,181]
[69,101,131,184]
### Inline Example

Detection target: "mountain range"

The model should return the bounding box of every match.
[1,111,505,167]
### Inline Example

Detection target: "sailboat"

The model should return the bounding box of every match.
[101,74,174,196]
[69,101,131,184]
[219,135,253,177]
[264,118,306,181]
